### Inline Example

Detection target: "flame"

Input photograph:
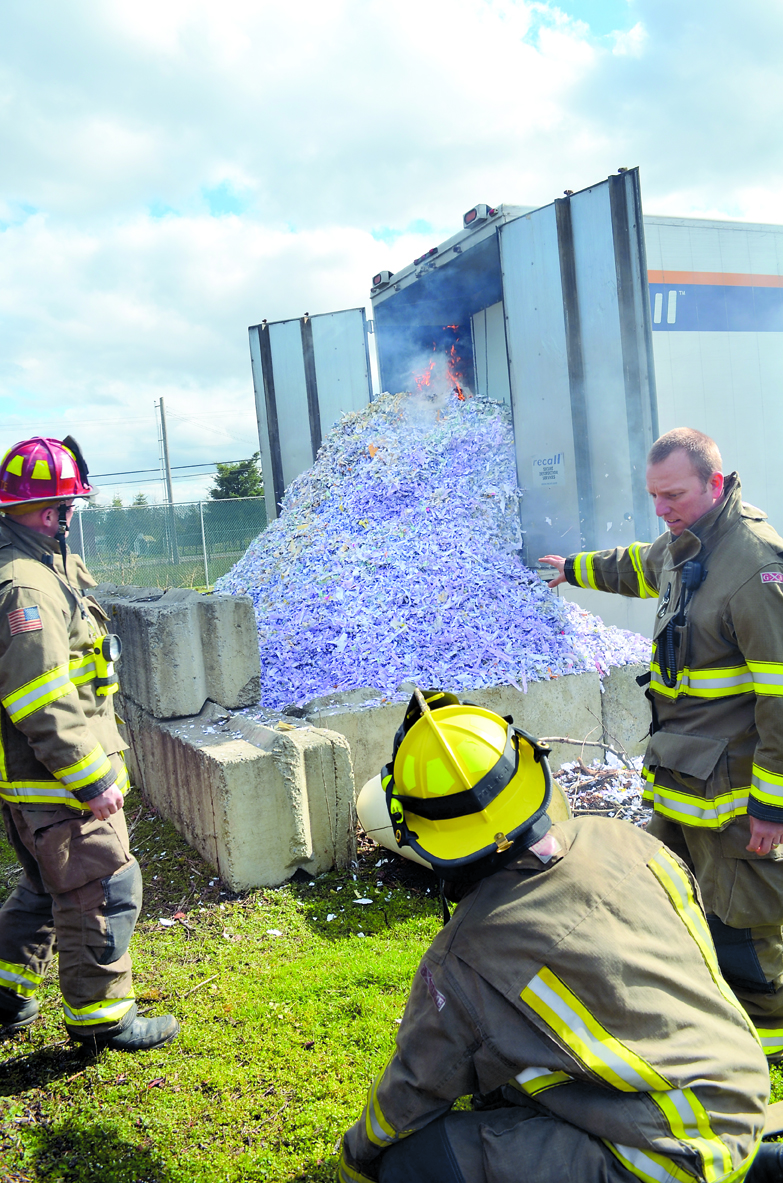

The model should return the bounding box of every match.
[411,327,469,400]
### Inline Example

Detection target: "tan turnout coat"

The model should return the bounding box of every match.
[564,474,783,830]
[339,818,768,1183]
[0,515,126,809]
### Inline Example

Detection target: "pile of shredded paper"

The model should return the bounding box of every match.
[216,391,650,710]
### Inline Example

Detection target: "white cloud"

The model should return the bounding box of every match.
[0,0,781,499]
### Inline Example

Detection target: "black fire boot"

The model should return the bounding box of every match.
[746,1143,783,1182]
[0,988,39,1037]
[67,1004,179,1053]
[102,1013,179,1051]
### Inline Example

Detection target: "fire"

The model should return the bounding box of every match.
[411,327,469,400]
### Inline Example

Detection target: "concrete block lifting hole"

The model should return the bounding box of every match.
[123,700,356,889]
[95,586,261,719]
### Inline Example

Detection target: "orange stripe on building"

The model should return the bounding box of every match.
[648,270,783,288]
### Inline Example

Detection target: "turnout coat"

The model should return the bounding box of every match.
[339,818,768,1183]
[564,474,783,830]
[0,515,126,810]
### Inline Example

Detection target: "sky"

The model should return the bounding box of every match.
[0,0,781,503]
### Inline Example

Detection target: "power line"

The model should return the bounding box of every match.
[91,460,251,478]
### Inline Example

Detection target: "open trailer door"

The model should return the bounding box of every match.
[499,169,658,561]
[249,308,372,520]
[371,168,658,563]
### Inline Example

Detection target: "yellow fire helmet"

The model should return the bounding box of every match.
[382,688,552,872]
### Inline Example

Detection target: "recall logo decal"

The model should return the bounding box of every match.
[761,572,783,584]
[7,605,43,634]
[419,964,446,1012]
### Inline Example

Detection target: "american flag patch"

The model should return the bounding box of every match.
[8,605,43,634]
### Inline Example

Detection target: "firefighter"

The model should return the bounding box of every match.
[541,427,783,1063]
[339,690,779,1183]
[0,436,178,1051]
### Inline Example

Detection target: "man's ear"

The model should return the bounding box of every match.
[710,471,724,499]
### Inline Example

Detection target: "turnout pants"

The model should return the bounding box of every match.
[0,785,142,1034]
[377,1100,640,1183]
[648,813,783,1058]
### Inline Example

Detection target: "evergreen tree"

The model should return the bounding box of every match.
[209,454,263,500]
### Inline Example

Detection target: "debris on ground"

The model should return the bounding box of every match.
[216,391,649,711]
[556,754,649,827]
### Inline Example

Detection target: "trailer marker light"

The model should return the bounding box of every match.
[413,247,439,266]
[370,270,394,294]
[463,204,497,229]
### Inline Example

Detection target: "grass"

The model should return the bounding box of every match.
[0,798,442,1182]
[1,800,781,1182]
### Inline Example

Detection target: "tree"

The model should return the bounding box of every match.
[132,492,149,506]
[209,453,263,500]
[111,495,123,508]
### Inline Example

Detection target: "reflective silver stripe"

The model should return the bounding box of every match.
[70,658,98,684]
[608,1142,688,1183]
[57,751,110,786]
[4,669,74,720]
[756,1029,783,1053]
[0,961,41,994]
[0,782,85,806]
[62,997,135,1026]
[644,784,748,823]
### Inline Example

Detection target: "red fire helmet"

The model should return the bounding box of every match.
[0,437,93,509]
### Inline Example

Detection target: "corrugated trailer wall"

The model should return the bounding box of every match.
[644,215,783,527]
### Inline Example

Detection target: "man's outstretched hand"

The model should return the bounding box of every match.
[539,555,567,588]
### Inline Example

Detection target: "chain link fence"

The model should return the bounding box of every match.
[70,497,267,589]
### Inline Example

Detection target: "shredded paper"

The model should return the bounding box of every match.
[216,392,650,710]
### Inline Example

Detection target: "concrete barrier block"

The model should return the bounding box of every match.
[463,674,604,773]
[96,586,260,719]
[123,701,355,888]
[302,666,648,793]
[601,662,650,758]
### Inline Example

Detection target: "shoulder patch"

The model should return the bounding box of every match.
[419,964,446,1012]
[761,572,783,584]
[8,605,43,633]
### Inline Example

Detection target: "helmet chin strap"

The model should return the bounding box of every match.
[55,502,70,571]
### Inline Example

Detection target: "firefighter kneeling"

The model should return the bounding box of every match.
[340,690,780,1183]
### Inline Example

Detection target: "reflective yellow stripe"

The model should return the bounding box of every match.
[648,849,758,1039]
[649,656,754,700]
[0,780,90,810]
[652,1087,731,1181]
[520,967,670,1092]
[755,1026,783,1055]
[0,956,42,997]
[53,745,112,791]
[338,1154,376,1183]
[363,1060,400,1148]
[751,763,783,807]
[606,1140,707,1183]
[69,654,98,686]
[642,777,749,827]
[62,996,135,1027]
[629,543,658,599]
[572,552,599,590]
[747,660,783,696]
[514,1067,572,1096]
[2,663,74,723]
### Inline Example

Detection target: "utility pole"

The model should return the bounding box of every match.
[156,397,179,564]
